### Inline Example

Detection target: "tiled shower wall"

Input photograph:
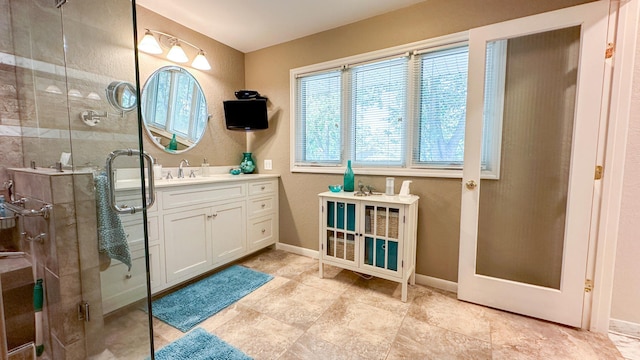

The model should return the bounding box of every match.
[10,169,104,359]
[0,0,142,185]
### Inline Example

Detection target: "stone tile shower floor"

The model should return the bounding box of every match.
[101,248,625,360]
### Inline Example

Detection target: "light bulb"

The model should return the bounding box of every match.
[191,51,211,70]
[138,30,162,55]
[167,43,188,63]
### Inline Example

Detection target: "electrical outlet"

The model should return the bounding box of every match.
[264,159,273,170]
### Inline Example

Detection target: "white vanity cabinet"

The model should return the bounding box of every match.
[247,180,279,251]
[163,206,213,283]
[318,191,419,302]
[102,175,279,314]
[100,189,162,314]
[160,181,247,283]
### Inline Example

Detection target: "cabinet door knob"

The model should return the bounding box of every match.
[261,186,266,190]
[261,228,266,233]
[261,203,266,208]
[207,213,218,219]
[125,273,132,279]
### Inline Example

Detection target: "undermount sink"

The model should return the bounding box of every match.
[114,167,265,190]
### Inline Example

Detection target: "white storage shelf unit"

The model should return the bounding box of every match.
[318,191,419,302]
[100,174,279,314]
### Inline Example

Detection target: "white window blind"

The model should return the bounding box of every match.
[412,45,469,168]
[482,40,507,176]
[350,57,407,166]
[295,70,342,165]
[290,32,503,177]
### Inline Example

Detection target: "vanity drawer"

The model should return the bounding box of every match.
[162,183,246,210]
[120,215,159,245]
[248,215,275,250]
[248,179,277,196]
[248,196,275,217]
[100,243,161,314]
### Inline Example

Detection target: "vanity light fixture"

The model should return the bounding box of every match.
[68,89,83,98]
[137,29,211,71]
[191,51,211,71]
[166,43,189,63]
[138,30,162,54]
[45,85,62,94]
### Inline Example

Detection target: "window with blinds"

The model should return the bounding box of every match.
[291,32,505,177]
[351,57,407,166]
[413,46,468,168]
[295,70,342,165]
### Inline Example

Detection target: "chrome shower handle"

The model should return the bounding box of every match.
[105,149,156,214]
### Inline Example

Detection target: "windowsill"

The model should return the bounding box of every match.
[291,165,499,179]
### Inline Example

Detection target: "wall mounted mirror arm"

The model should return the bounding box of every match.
[80,81,138,127]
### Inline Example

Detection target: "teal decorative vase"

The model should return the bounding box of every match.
[343,160,354,192]
[240,152,256,174]
[166,133,178,151]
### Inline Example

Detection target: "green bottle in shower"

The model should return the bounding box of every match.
[34,279,44,356]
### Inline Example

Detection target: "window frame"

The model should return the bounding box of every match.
[290,31,504,179]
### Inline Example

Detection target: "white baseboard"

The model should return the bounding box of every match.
[610,318,640,339]
[414,273,458,293]
[275,242,319,259]
[275,243,458,293]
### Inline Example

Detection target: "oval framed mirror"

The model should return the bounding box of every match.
[140,66,208,153]
[106,81,137,112]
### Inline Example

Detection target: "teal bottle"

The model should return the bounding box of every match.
[166,134,178,151]
[343,160,354,192]
[34,279,44,356]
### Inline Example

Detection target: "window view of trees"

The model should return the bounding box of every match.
[353,58,406,165]
[417,47,468,165]
[294,43,484,173]
[144,69,207,145]
[299,72,342,163]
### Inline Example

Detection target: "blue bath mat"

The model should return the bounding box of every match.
[154,327,252,360]
[152,265,273,332]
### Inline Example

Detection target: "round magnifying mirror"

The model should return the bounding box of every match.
[141,66,208,153]
[106,81,137,112]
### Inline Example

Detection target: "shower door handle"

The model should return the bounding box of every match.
[105,149,156,214]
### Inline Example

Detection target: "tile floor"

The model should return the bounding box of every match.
[609,332,640,360]
[100,248,627,359]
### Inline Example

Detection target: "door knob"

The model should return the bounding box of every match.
[465,180,478,190]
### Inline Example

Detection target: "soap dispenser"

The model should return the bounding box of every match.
[153,158,162,180]
[201,158,210,177]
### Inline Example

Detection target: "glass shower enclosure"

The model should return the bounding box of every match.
[2,0,154,358]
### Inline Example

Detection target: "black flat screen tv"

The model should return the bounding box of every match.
[223,99,268,130]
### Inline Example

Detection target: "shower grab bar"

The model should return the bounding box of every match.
[105,149,155,214]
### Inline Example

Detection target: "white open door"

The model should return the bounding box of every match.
[458,1,610,327]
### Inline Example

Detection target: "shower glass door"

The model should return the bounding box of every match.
[8,0,154,358]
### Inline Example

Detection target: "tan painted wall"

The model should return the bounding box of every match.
[245,0,594,281]
[135,6,246,168]
[611,16,640,325]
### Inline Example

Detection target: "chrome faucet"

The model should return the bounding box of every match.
[178,159,190,178]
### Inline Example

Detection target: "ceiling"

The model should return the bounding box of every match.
[136,0,427,53]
